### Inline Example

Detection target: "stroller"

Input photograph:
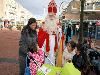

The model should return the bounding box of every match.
[25,52,81,75]
[25,52,60,75]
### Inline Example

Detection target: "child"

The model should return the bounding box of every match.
[28,43,44,75]
[72,44,93,75]
[62,41,76,66]
[72,44,85,71]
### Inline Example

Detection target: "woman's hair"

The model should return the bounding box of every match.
[22,18,37,35]
[28,18,36,25]
[28,43,37,53]
[68,41,76,49]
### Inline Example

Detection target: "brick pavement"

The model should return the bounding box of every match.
[0,62,19,75]
[0,29,20,59]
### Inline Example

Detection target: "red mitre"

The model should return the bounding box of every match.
[48,0,57,15]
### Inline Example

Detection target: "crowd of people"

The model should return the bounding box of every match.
[19,18,100,75]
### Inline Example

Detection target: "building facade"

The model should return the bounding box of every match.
[0,0,4,19]
[61,0,100,20]
[60,0,81,21]
[0,0,34,27]
[84,0,100,20]
[61,0,100,39]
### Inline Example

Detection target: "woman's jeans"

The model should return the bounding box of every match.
[19,56,26,75]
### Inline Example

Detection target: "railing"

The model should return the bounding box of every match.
[84,3,93,10]
[84,2,100,11]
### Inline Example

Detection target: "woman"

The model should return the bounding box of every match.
[19,18,38,75]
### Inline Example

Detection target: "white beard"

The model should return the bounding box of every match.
[45,15,58,34]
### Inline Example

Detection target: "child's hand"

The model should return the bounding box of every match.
[65,58,72,63]
[67,60,72,63]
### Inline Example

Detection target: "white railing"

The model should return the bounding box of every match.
[84,2,100,11]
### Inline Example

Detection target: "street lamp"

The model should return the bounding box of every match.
[59,1,66,13]
[59,0,68,25]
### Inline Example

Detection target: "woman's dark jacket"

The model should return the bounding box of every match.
[19,26,38,57]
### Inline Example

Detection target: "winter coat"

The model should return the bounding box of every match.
[19,26,38,57]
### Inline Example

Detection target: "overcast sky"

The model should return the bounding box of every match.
[16,0,72,20]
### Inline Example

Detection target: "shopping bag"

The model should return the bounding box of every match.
[25,57,31,75]
[25,67,31,75]
[61,62,81,75]
[37,64,61,75]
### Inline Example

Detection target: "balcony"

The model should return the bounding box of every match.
[84,2,100,12]
[84,3,93,10]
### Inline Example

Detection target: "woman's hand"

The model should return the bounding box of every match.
[45,52,49,57]
[28,52,32,57]
[36,29,39,33]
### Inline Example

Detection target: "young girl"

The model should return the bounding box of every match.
[62,41,76,66]
[28,43,44,75]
